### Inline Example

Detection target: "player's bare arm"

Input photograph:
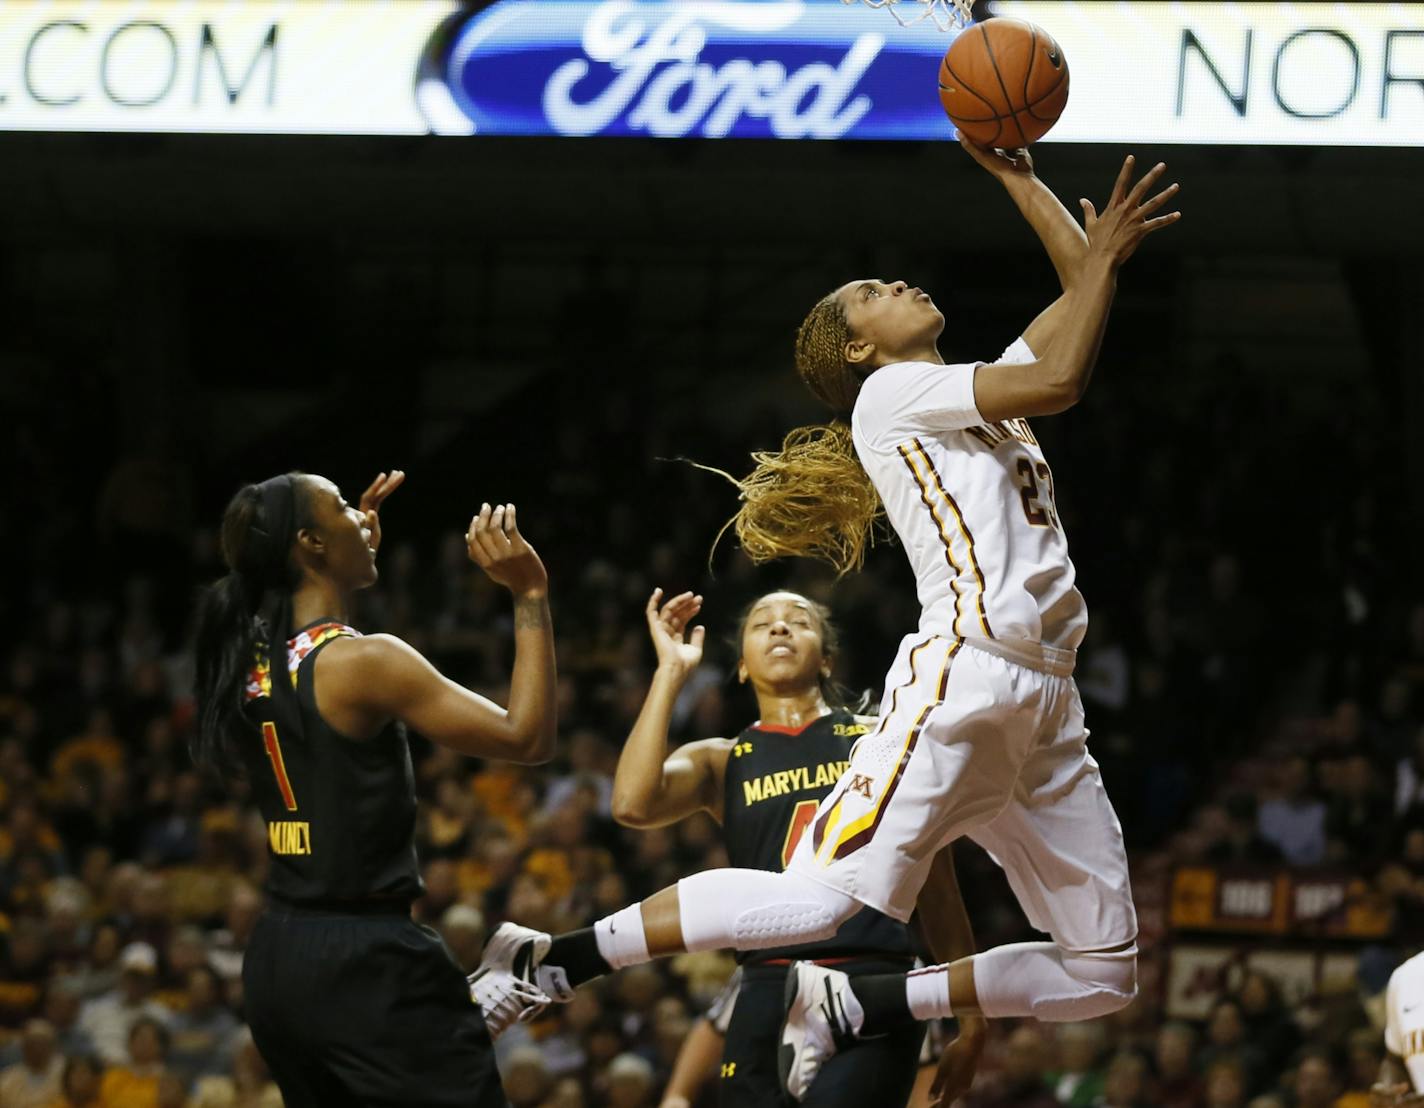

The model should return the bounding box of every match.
[611,588,733,828]
[316,503,557,763]
[960,137,1087,354]
[658,1015,725,1108]
[911,847,986,1107]
[973,154,1180,423]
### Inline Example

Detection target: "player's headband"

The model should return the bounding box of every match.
[245,474,298,589]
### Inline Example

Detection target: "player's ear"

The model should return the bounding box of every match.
[844,337,875,367]
[737,660,748,684]
[295,527,325,557]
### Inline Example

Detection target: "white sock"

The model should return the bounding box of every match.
[906,965,953,1020]
[594,905,650,970]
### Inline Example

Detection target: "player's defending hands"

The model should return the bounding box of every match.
[929,1014,987,1107]
[1372,1083,1424,1107]
[646,588,705,681]
[466,503,547,597]
[1080,155,1181,267]
[359,469,405,554]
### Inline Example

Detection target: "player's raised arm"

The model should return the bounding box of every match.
[960,139,1088,355]
[327,503,557,764]
[973,155,1180,423]
[611,589,731,828]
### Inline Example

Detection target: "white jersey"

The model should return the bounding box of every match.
[850,338,1087,658]
[1386,951,1424,1091]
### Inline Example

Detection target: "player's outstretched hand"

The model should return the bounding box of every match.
[646,588,705,679]
[1372,1083,1424,1107]
[1080,155,1180,267]
[958,134,1033,178]
[928,1015,987,1107]
[466,503,548,597]
[359,469,405,554]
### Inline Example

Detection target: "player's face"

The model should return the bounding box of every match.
[300,475,378,590]
[837,278,944,365]
[739,592,827,692]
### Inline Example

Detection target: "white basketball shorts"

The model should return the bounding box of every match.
[787,634,1137,952]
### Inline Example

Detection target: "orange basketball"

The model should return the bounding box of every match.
[939,18,1070,148]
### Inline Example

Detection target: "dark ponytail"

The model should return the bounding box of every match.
[191,476,309,780]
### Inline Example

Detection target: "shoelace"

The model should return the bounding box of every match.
[470,972,551,1032]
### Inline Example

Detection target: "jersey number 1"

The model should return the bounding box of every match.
[781,799,820,868]
[262,722,299,812]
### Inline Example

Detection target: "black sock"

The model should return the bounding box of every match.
[849,972,913,1036]
[545,928,612,987]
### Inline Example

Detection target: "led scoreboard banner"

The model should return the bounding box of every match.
[0,1,1418,143]
[1169,867,1392,940]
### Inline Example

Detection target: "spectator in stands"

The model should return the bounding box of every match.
[502,1045,552,1108]
[1050,1022,1108,1107]
[38,979,93,1059]
[1203,1056,1249,1108]
[1378,824,1424,946]
[1237,971,1300,1076]
[1324,753,1389,866]
[1206,795,1284,866]
[606,1052,656,1108]
[0,919,51,1027]
[0,1018,63,1107]
[1257,755,1327,866]
[77,942,170,1066]
[167,965,239,1080]
[968,1026,1059,1108]
[50,1053,104,1108]
[1096,1049,1152,1108]
[1199,998,1266,1096]
[1395,726,1424,816]
[98,1015,170,1107]
[1343,1026,1383,1105]
[1154,1020,1202,1108]
[1290,1047,1346,1108]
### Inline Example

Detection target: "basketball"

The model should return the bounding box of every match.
[939,18,1070,148]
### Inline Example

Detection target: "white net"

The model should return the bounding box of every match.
[842,0,973,32]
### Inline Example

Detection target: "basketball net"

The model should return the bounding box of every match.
[842,0,973,32]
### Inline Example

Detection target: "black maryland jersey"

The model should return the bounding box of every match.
[721,708,914,964]
[241,620,422,905]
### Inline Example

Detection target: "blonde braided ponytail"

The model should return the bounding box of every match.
[706,292,886,576]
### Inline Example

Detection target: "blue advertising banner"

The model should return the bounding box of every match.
[415,1,962,139]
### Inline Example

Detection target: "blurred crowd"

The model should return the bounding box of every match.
[0,336,1418,1108]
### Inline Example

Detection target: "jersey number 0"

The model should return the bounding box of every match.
[781,799,819,868]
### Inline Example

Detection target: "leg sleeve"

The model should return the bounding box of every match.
[676,868,860,952]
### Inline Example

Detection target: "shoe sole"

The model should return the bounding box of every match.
[778,961,813,1102]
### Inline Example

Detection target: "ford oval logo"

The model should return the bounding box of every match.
[416,0,964,139]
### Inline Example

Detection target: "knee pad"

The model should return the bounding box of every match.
[1059,945,1138,1017]
[677,870,858,952]
[730,874,859,949]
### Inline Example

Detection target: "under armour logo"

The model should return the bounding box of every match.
[721,1062,737,1078]
[848,774,874,799]
[733,742,754,757]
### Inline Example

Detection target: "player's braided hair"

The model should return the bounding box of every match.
[710,292,885,576]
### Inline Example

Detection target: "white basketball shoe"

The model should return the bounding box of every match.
[778,961,866,1101]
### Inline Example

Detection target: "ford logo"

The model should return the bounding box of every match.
[416,0,963,139]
